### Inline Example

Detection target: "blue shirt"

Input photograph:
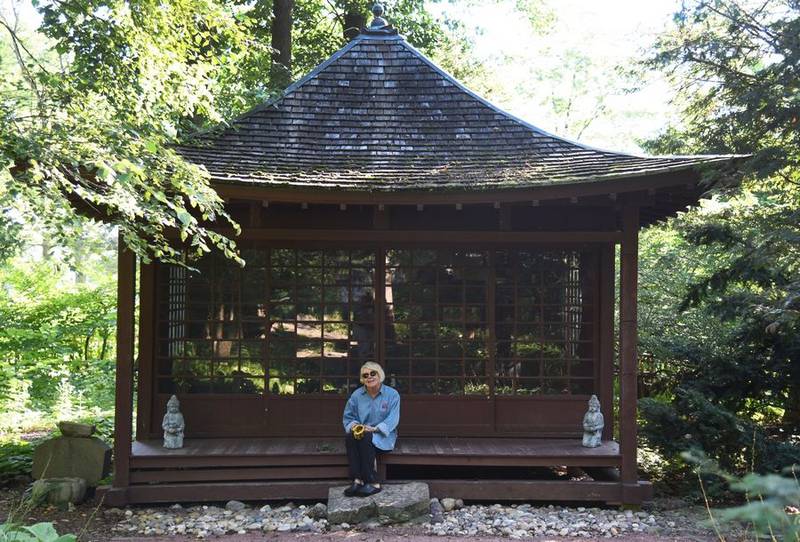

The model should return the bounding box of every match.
[342,384,401,451]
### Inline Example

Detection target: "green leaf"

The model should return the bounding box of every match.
[22,523,59,542]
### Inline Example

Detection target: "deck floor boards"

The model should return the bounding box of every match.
[132,437,619,459]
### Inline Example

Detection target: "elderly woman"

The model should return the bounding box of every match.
[342,361,400,497]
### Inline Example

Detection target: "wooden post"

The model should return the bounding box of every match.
[113,236,136,490]
[599,244,615,441]
[619,205,639,502]
[136,263,155,438]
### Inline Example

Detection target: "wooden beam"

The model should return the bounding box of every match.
[380,454,620,468]
[111,480,346,504]
[373,206,389,229]
[619,205,640,497]
[213,170,702,205]
[99,479,651,505]
[425,480,640,503]
[498,206,511,231]
[248,201,261,228]
[225,228,623,244]
[130,465,350,483]
[131,454,348,469]
[113,236,136,490]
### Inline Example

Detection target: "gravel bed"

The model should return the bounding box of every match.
[108,502,329,538]
[106,499,716,540]
[427,502,666,538]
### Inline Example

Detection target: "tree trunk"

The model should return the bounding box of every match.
[783,379,800,432]
[271,0,293,86]
[343,10,366,42]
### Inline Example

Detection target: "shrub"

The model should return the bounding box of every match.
[0,440,34,485]
[0,522,76,542]
[640,389,800,478]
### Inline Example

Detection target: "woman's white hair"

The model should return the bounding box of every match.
[359,362,385,384]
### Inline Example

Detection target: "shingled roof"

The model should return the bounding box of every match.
[179,12,735,195]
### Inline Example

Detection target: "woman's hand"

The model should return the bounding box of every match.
[364,425,377,433]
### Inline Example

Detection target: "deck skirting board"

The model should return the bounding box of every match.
[99,480,652,506]
[130,465,350,483]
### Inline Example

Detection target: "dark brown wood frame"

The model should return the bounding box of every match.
[107,194,650,507]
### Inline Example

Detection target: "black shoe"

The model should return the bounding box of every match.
[356,484,382,497]
[344,482,363,497]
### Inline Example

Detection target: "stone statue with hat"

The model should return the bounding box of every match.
[582,394,604,448]
[162,394,185,449]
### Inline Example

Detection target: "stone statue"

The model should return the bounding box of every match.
[162,395,185,449]
[582,394,604,448]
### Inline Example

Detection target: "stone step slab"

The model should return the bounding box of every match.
[327,482,430,525]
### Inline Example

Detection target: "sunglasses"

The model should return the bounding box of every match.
[361,371,378,379]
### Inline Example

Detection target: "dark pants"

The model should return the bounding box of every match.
[345,432,386,484]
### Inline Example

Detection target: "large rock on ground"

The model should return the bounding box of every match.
[327,482,430,525]
[31,477,87,507]
[32,436,111,485]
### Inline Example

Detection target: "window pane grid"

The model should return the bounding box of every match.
[493,249,595,396]
[157,246,597,397]
[384,249,490,396]
[264,249,376,396]
[156,249,267,394]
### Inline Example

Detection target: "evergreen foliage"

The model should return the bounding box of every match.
[640,0,800,483]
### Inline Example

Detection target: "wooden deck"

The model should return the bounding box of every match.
[100,437,651,506]
[130,437,621,468]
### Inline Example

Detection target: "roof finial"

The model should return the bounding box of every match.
[363,2,398,35]
[370,3,386,26]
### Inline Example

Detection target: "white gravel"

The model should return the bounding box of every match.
[426,502,665,538]
[106,499,703,539]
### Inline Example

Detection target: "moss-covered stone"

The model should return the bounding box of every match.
[32,436,111,485]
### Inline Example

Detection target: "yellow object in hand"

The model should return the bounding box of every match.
[352,424,365,440]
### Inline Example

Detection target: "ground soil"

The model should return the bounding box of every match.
[0,482,747,542]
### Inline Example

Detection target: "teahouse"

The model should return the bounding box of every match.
[103,6,740,506]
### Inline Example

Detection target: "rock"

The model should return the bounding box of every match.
[57,421,96,438]
[225,500,246,512]
[327,482,429,525]
[170,504,183,510]
[430,498,444,524]
[306,503,327,520]
[440,498,456,512]
[30,477,87,507]
[327,488,376,525]
[454,499,464,509]
[375,482,430,522]
[32,436,111,485]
